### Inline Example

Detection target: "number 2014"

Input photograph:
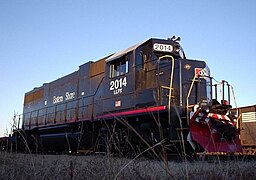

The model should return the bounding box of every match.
[110,77,127,91]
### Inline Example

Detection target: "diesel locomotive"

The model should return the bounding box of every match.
[1,37,243,155]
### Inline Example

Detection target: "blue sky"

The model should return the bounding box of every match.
[0,0,255,136]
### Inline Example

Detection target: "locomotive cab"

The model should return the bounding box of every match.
[102,38,185,113]
[103,47,135,113]
[134,38,186,108]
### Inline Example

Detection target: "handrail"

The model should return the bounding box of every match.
[186,74,197,125]
[158,55,175,126]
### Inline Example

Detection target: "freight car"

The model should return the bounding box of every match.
[235,105,256,155]
[1,37,243,155]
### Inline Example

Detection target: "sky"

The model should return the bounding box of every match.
[0,0,255,136]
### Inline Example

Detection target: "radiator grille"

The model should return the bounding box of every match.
[242,112,256,123]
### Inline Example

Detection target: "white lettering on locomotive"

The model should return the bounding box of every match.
[53,91,75,104]
[110,77,127,95]
[65,91,75,101]
[53,95,64,104]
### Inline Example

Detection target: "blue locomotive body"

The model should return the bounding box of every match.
[3,37,242,154]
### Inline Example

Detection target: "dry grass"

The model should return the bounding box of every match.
[0,152,255,180]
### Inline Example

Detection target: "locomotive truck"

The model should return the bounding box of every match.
[1,37,243,155]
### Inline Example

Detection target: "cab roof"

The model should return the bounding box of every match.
[105,39,151,62]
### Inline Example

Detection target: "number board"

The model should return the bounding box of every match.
[110,77,127,95]
[153,43,173,52]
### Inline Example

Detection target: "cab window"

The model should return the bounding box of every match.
[136,51,145,69]
[110,55,129,78]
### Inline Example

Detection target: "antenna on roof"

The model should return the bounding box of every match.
[168,36,181,42]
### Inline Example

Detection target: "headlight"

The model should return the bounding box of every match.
[175,45,185,59]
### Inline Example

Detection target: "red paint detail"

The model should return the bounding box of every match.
[194,68,202,78]
[190,120,242,152]
[223,100,229,105]
[97,105,166,119]
[190,108,242,152]
[211,114,218,119]
[30,106,166,129]
[207,113,229,121]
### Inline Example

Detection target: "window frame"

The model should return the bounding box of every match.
[135,51,146,69]
[109,55,129,78]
